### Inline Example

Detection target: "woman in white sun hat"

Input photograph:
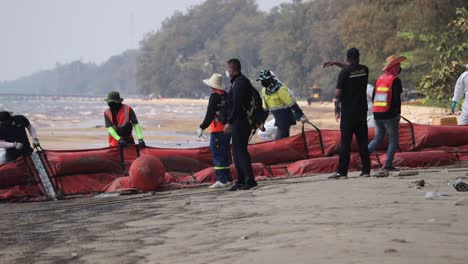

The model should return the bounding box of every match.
[197,73,232,188]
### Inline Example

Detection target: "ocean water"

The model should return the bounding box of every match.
[0,96,205,129]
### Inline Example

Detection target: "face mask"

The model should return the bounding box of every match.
[108,102,122,110]
[225,70,231,79]
[261,79,272,88]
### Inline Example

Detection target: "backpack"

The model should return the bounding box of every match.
[216,93,228,125]
[245,81,268,130]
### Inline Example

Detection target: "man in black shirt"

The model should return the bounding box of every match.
[368,55,406,171]
[324,48,371,179]
[224,58,257,191]
[0,110,41,162]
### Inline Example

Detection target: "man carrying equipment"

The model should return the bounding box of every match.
[0,110,41,162]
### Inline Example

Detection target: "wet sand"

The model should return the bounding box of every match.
[1,168,468,264]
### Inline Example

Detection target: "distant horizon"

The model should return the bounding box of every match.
[0,0,290,82]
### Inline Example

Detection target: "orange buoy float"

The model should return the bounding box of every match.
[129,155,165,191]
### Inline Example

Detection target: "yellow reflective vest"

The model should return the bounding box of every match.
[262,86,296,111]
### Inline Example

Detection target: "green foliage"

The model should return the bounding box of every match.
[136,0,466,98]
[2,0,466,100]
[137,0,263,98]
[417,8,468,103]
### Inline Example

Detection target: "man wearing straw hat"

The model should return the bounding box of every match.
[0,109,41,162]
[367,54,406,171]
[197,73,232,188]
[450,62,468,125]
[104,91,145,147]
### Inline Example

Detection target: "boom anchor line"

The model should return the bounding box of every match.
[302,121,325,157]
[32,146,58,200]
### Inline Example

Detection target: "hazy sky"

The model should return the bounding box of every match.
[0,0,290,81]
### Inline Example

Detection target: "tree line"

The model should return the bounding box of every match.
[1,0,466,103]
[137,0,467,101]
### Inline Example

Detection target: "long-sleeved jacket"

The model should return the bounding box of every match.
[227,73,253,125]
[200,92,225,133]
[262,86,303,128]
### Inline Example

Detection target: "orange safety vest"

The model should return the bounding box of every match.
[209,90,226,133]
[104,104,134,146]
[373,73,397,113]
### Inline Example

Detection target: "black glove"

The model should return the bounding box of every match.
[138,139,146,148]
[118,139,128,147]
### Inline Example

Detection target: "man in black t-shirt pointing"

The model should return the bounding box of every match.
[324,48,371,179]
[0,110,41,162]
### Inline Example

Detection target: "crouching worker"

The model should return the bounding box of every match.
[257,70,308,139]
[104,91,145,147]
[197,73,232,188]
[0,110,41,162]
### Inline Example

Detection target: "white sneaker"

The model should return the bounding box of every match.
[209,181,228,189]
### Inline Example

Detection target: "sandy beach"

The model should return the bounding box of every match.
[1,98,467,263]
[1,168,468,264]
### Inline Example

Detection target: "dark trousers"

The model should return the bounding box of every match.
[337,118,371,175]
[231,119,256,185]
[275,125,291,139]
[5,148,31,162]
[210,132,232,183]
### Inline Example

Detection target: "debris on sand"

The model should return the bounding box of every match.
[425,191,450,199]
[454,198,468,206]
[409,179,425,188]
[397,171,419,177]
[384,248,398,254]
[94,193,120,198]
[453,179,468,192]
[375,171,389,178]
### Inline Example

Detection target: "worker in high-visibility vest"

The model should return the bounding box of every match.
[257,70,308,139]
[104,91,145,147]
[368,55,406,171]
[197,73,232,189]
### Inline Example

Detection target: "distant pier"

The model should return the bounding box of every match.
[0,93,102,102]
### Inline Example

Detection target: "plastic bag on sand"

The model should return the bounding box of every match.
[258,118,277,141]
[425,191,451,199]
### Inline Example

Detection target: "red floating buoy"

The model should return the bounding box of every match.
[129,155,166,191]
